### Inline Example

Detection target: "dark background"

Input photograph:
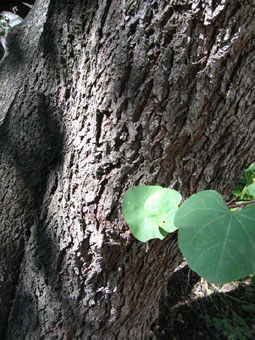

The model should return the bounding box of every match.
[0,1,35,18]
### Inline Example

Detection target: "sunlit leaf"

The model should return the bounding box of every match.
[122,186,182,242]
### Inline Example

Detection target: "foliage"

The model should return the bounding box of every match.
[122,165,255,284]
[175,190,255,284]
[232,163,255,203]
[204,314,252,340]
[122,186,181,242]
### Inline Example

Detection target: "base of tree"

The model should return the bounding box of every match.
[152,261,255,340]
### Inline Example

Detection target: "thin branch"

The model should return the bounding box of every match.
[22,2,33,9]
[227,200,255,209]
[227,187,248,205]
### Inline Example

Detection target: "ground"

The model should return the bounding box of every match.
[152,261,255,340]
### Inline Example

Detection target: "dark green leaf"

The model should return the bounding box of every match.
[175,190,255,284]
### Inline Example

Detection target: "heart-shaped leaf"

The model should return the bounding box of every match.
[122,186,182,242]
[175,190,255,284]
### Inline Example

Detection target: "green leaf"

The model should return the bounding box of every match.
[241,304,255,313]
[122,186,182,242]
[247,183,255,199]
[144,188,181,232]
[247,163,255,171]
[232,184,244,196]
[175,190,255,284]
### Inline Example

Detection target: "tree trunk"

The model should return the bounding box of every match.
[1,0,255,339]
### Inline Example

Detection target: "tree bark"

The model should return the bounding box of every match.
[1,0,255,339]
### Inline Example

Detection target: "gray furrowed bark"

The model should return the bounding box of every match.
[0,0,255,339]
